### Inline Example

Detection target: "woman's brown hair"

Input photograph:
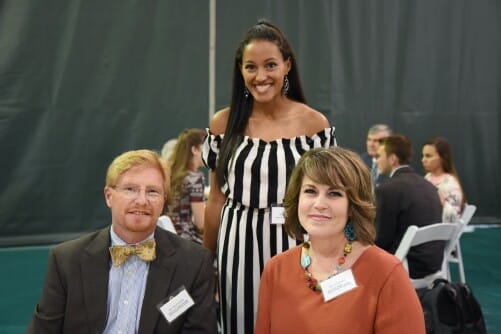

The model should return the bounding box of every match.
[284,146,376,244]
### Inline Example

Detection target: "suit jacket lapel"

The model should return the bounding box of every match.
[81,227,111,333]
[139,228,177,334]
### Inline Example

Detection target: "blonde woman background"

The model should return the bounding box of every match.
[166,128,207,244]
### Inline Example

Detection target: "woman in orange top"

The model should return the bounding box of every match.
[254,147,425,333]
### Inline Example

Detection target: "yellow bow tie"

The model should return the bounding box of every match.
[109,239,156,267]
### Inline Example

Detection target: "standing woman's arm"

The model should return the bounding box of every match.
[191,201,205,233]
[202,108,229,254]
[203,170,226,253]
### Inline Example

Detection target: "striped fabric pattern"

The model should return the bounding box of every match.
[203,127,336,334]
[104,230,150,334]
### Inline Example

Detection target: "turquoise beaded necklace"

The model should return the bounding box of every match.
[300,240,353,291]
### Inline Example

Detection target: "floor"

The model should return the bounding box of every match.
[0,225,499,333]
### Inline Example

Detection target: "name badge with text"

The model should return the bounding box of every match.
[158,287,195,323]
[270,204,285,225]
[319,269,358,302]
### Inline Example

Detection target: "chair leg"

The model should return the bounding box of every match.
[442,254,451,281]
[456,243,466,283]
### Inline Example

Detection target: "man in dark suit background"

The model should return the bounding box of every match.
[359,124,393,191]
[375,135,443,279]
[27,149,216,334]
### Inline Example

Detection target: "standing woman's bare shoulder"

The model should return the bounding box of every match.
[297,104,330,135]
[209,107,230,135]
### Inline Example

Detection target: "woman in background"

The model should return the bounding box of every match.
[422,137,465,223]
[203,20,335,333]
[166,128,207,244]
[255,147,425,333]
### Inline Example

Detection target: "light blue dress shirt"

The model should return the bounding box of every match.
[103,227,153,334]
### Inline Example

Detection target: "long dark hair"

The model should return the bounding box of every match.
[424,137,457,176]
[215,19,307,186]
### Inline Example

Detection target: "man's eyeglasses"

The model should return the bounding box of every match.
[113,185,165,202]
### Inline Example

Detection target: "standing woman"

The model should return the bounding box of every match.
[422,137,465,223]
[166,128,207,244]
[203,20,336,333]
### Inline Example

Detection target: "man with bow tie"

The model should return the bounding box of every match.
[27,149,217,334]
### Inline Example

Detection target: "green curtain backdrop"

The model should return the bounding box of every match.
[1,0,499,246]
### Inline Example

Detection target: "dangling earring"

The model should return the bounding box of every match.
[344,220,356,241]
[282,75,290,96]
[244,86,250,99]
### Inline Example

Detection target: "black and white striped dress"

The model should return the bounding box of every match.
[203,127,336,334]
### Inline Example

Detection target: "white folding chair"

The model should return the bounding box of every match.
[445,204,477,283]
[394,222,463,289]
[460,204,477,225]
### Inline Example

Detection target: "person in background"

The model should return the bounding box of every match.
[161,138,178,161]
[203,20,336,333]
[165,128,207,244]
[360,124,393,190]
[375,135,443,279]
[156,213,177,234]
[157,138,179,233]
[422,137,465,223]
[27,149,216,334]
[254,147,425,333]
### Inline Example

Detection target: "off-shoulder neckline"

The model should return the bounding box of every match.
[206,127,335,145]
